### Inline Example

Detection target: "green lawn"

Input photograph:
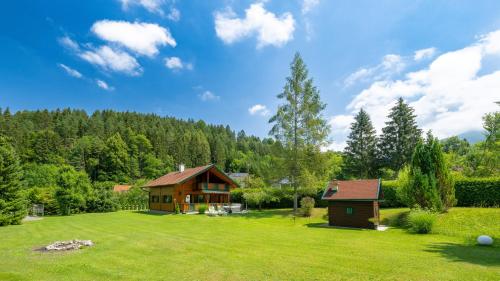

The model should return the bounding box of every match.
[0,208,499,281]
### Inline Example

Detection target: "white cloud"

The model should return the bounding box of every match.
[58,36,80,51]
[330,29,500,150]
[120,0,165,15]
[164,56,192,70]
[58,63,83,78]
[414,47,437,61]
[96,79,114,91]
[167,7,180,21]
[214,3,295,48]
[91,20,176,57]
[344,54,405,87]
[302,0,320,14]
[199,91,219,101]
[79,45,142,76]
[248,104,270,116]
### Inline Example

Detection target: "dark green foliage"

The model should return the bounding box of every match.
[0,137,26,225]
[407,209,437,234]
[454,177,500,207]
[401,132,455,211]
[0,108,283,183]
[380,180,404,207]
[198,204,207,214]
[54,165,92,215]
[343,109,378,178]
[378,97,422,171]
[86,182,119,213]
[101,133,130,182]
[441,136,470,156]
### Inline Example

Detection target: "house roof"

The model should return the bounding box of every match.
[144,164,239,188]
[113,185,132,192]
[321,179,381,201]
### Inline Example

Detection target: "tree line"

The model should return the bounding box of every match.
[0,52,498,225]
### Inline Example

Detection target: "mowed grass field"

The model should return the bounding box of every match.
[0,208,499,281]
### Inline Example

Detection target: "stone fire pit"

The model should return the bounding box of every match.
[43,240,94,251]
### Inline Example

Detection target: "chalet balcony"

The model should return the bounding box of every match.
[199,182,231,193]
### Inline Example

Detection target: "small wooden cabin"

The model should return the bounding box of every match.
[143,164,239,213]
[321,179,382,229]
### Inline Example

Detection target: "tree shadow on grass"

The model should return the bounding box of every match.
[425,242,500,266]
[133,210,170,216]
[229,209,294,219]
[305,223,368,231]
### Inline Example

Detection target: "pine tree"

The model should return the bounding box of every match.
[343,109,378,178]
[378,97,422,172]
[269,53,330,214]
[0,136,26,225]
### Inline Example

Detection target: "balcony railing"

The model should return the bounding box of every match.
[199,182,230,192]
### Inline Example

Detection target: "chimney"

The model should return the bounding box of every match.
[178,163,185,173]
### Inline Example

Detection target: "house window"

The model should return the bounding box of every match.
[151,195,159,203]
[197,195,205,203]
[346,207,354,215]
[163,195,172,203]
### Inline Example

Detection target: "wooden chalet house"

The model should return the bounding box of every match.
[143,164,239,213]
[321,179,382,229]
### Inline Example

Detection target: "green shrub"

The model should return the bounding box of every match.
[407,209,437,234]
[198,204,207,214]
[174,202,180,214]
[380,180,404,207]
[300,197,315,217]
[455,177,500,207]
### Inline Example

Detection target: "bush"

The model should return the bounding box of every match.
[380,180,404,207]
[407,209,437,234]
[174,202,180,214]
[300,197,315,217]
[198,204,207,214]
[455,177,500,207]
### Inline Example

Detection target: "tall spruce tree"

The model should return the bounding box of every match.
[378,97,422,172]
[0,136,26,225]
[343,109,378,178]
[269,53,330,214]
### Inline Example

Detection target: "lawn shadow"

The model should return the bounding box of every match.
[305,223,367,231]
[425,242,500,266]
[133,210,171,216]
[230,209,294,219]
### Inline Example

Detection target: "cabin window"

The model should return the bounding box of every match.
[197,195,205,203]
[151,195,159,203]
[346,207,354,215]
[163,195,172,203]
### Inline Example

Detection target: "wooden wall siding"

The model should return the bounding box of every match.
[150,186,175,211]
[328,201,379,229]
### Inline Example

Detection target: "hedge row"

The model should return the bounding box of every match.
[231,177,500,209]
[380,180,405,208]
[454,177,500,207]
[381,177,500,207]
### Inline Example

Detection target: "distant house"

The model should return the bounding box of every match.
[143,164,239,213]
[227,172,249,187]
[113,184,132,193]
[321,179,382,229]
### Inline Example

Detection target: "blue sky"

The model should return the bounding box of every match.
[1,0,499,149]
